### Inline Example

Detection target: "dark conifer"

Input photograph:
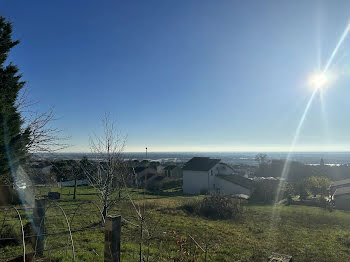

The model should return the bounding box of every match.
[0,17,30,184]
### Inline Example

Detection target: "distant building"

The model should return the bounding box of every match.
[333,187,350,211]
[182,157,253,196]
[130,166,159,187]
[330,178,350,195]
[164,165,182,177]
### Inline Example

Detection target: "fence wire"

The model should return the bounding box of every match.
[0,199,105,262]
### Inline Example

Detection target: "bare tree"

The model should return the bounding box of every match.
[16,88,69,153]
[255,153,268,165]
[84,113,127,219]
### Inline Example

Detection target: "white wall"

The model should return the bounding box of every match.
[183,170,210,194]
[216,163,234,175]
[214,176,251,196]
[183,164,219,194]
[183,163,251,196]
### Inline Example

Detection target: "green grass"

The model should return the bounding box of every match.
[1,186,350,261]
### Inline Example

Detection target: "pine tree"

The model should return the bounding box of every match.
[0,16,30,184]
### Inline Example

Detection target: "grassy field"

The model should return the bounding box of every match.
[2,186,350,261]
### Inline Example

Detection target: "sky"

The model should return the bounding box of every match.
[2,0,350,152]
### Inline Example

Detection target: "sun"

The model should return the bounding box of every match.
[310,73,328,89]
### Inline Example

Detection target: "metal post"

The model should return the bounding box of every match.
[104,215,121,262]
[33,199,46,256]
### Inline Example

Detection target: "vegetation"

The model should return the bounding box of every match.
[0,17,30,184]
[255,156,350,182]
[182,194,244,220]
[2,186,350,261]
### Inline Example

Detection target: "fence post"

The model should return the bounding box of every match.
[104,215,121,262]
[33,199,46,256]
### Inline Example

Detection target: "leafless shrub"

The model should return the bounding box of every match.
[83,113,128,219]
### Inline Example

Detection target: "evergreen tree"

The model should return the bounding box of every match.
[0,17,30,184]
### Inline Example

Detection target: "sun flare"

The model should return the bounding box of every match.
[310,73,328,89]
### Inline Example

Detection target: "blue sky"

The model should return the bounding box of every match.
[2,0,350,152]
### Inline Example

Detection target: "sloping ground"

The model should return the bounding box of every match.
[2,187,350,261]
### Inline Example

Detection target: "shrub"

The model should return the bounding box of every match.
[0,224,19,247]
[182,200,200,214]
[182,195,243,220]
[146,177,183,192]
[250,180,280,203]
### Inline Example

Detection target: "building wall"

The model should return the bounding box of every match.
[182,163,238,195]
[335,194,350,210]
[330,183,350,194]
[170,166,183,177]
[215,177,251,196]
[216,163,234,175]
[183,170,211,194]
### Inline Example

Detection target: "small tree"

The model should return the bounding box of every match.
[294,181,309,200]
[255,153,270,177]
[305,176,331,197]
[255,153,268,164]
[84,113,127,219]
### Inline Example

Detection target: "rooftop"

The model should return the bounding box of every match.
[334,186,350,197]
[164,165,177,171]
[331,178,350,187]
[217,174,254,189]
[182,157,220,171]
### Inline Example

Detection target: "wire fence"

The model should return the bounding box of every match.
[0,188,213,262]
[0,199,105,262]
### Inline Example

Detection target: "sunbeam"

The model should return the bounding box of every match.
[269,20,350,242]
[323,22,350,73]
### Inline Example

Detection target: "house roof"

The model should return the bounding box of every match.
[182,157,220,171]
[331,178,350,187]
[164,165,177,171]
[217,175,254,189]
[134,166,147,173]
[334,186,350,197]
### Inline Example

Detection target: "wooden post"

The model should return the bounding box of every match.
[73,176,77,200]
[33,199,46,256]
[104,215,121,262]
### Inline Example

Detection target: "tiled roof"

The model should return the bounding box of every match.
[182,157,220,171]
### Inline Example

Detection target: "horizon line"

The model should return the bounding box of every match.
[46,150,350,154]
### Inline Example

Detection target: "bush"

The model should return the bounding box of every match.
[146,177,183,192]
[182,200,200,214]
[0,224,19,247]
[0,186,21,206]
[182,194,243,220]
[250,180,280,203]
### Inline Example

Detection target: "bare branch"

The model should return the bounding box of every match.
[84,113,128,219]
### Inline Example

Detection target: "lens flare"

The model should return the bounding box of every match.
[269,20,350,243]
[310,73,327,89]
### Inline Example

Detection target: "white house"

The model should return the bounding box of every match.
[182,157,253,196]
